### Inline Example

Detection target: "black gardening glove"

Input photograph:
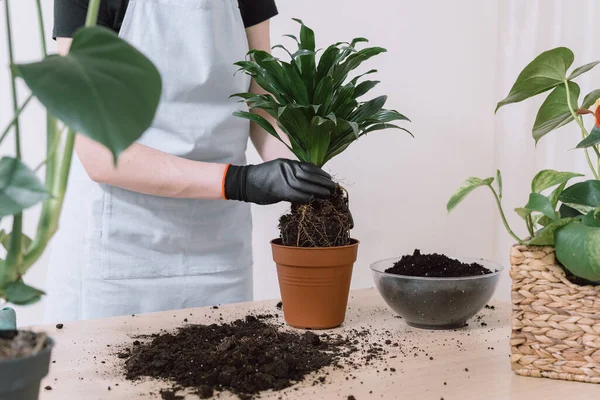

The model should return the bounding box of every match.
[224,159,337,205]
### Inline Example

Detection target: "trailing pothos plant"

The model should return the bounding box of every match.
[231,19,411,168]
[448,47,600,282]
[0,0,161,306]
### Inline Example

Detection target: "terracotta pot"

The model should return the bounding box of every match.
[271,239,359,329]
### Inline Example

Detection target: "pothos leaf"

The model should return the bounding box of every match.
[447,177,494,212]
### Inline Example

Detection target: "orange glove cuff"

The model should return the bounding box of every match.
[222,164,231,200]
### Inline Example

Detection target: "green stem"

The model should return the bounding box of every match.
[489,185,523,245]
[34,124,67,173]
[22,129,76,273]
[525,215,535,238]
[0,94,34,145]
[34,0,47,57]
[5,0,21,159]
[85,0,102,27]
[565,80,599,179]
[2,0,23,286]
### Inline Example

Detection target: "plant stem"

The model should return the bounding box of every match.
[525,215,535,238]
[34,0,47,57]
[565,80,599,179]
[2,0,23,286]
[0,94,33,145]
[5,0,21,159]
[22,129,76,273]
[85,0,102,27]
[488,185,523,245]
[21,0,101,274]
[34,124,66,172]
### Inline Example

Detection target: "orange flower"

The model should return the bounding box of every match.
[596,100,600,127]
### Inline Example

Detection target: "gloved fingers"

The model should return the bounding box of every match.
[285,189,314,204]
[289,179,332,199]
[295,168,337,193]
[299,162,333,179]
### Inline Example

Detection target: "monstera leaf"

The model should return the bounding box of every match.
[13,27,162,161]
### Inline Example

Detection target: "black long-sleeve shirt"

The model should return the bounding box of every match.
[53,0,278,38]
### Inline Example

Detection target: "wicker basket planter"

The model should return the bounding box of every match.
[510,244,600,383]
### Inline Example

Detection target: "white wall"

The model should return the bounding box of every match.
[5,0,592,326]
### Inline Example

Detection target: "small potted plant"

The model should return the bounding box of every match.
[448,47,600,383]
[0,1,161,398]
[233,19,411,329]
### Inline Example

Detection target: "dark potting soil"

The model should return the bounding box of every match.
[279,186,352,247]
[0,330,46,360]
[123,315,355,399]
[385,249,494,277]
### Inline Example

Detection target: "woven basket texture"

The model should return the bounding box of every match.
[510,245,600,383]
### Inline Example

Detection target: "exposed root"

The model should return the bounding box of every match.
[279,186,352,248]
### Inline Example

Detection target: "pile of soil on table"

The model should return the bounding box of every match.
[279,186,352,248]
[385,249,494,277]
[123,315,356,399]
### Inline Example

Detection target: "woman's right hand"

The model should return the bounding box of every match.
[224,159,337,205]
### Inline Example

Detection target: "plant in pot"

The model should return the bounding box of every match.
[232,19,411,329]
[448,47,600,383]
[0,1,161,398]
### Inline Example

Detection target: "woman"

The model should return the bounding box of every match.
[45,0,336,322]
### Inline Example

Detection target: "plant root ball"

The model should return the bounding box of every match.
[279,187,352,248]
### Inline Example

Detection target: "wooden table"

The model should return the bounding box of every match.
[34,288,597,400]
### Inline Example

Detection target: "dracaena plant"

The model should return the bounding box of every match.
[448,47,600,282]
[0,0,161,306]
[231,19,411,167]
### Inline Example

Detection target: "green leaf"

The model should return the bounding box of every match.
[232,111,289,149]
[514,207,531,220]
[528,218,577,246]
[360,123,412,137]
[555,222,600,281]
[559,203,583,218]
[568,60,600,80]
[350,95,387,122]
[496,47,574,112]
[559,180,600,207]
[292,19,316,100]
[447,177,494,212]
[12,27,162,161]
[308,116,333,166]
[582,89,600,109]
[576,125,600,149]
[1,232,32,253]
[531,169,583,193]
[314,76,334,112]
[354,80,380,98]
[4,281,45,306]
[350,69,378,85]
[532,82,580,142]
[283,34,299,44]
[496,170,503,200]
[563,202,595,215]
[0,157,49,218]
[525,192,558,221]
[582,211,600,227]
[368,109,410,123]
[548,181,568,209]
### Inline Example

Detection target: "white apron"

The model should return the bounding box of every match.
[44,0,253,323]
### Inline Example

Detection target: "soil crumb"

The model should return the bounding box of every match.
[385,249,494,277]
[55,323,64,329]
[124,315,355,399]
[279,186,352,247]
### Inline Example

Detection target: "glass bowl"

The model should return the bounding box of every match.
[370,257,503,330]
